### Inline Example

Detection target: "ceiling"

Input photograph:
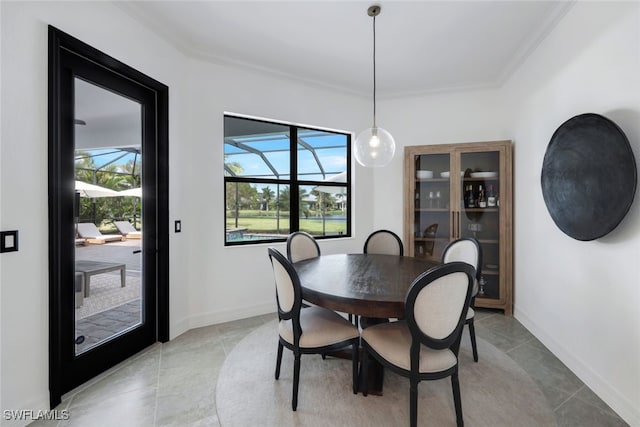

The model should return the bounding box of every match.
[117,1,573,98]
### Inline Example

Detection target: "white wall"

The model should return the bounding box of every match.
[502,2,640,425]
[172,58,370,334]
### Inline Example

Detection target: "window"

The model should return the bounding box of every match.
[224,115,351,245]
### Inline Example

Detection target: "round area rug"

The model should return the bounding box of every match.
[216,321,555,427]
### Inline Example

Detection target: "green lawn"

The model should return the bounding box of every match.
[226,211,346,235]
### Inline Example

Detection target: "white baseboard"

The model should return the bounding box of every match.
[514,307,640,427]
[169,315,191,340]
[170,302,275,340]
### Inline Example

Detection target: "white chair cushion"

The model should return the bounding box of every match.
[466,307,474,320]
[279,306,359,348]
[362,321,457,373]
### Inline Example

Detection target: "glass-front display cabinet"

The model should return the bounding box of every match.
[404,141,513,315]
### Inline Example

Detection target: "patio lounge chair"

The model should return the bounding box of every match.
[77,223,124,244]
[114,220,142,239]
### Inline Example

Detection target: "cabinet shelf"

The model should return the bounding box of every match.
[475,239,499,245]
[404,140,513,315]
[415,208,449,212]
[463,177,499,182]
[476,294,500,302]
[416,178,449,183]
[463,208,499,213]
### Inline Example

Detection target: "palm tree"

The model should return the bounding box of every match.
[261,187,275,211]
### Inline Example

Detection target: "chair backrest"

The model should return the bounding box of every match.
[405,262,475,352]
[363,230,404,256]
[268,248,303,342]
[114,220,137,234]
[77,222,102,238]
[286,231,321,263]
[442,237,481,281]
[423,224,439,256]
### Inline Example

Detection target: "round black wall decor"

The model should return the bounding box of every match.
[541,113,637,241]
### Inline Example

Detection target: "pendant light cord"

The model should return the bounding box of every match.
[372,13,377,129]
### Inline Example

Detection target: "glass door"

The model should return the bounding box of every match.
[73,78,144,354]
[412,152,452,261]
[460,150,501,299]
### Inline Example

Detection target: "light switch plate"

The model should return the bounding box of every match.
[0,230,19,253]
[174,220,181,233]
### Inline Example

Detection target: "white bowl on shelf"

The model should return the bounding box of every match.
[470,171,498,178]
[416,170,433,179]
[440,171,465,178]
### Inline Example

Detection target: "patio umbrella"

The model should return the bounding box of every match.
[75,180,119,198]
[118,187,142,198]
[313,171,347,195]
[118,187,142,228]
[312,172,347,235]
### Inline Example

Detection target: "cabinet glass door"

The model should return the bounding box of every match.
[460,151,501,299]
[413,153,451,261]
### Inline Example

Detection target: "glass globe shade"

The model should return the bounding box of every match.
[354,127,396,167]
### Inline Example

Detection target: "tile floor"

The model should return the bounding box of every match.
[31,310,628,427]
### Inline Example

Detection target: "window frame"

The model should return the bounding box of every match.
[224,114,352,246]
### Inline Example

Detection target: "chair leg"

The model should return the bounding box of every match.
[351,341,358,394]
[292,352,301,411]
[468,319,478,362]
[361,346,369,396]
[349,314,359,328]
[410,378,419,427]
[275,341,283,380]
[451,372,464,427]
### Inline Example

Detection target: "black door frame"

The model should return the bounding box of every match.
[48,26,169,407]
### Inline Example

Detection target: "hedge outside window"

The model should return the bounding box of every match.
[224,115,351,245]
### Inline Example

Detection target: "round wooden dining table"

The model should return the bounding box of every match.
[292,253,439,319]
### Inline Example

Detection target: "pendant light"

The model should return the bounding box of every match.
[354,5,396,168]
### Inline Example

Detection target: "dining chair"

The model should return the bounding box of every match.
[286,231,356,326]
[286,231,320,263]
[442,237,482,362]
[360,229,405,327]
[363,229,404,256]
[361,262,475,427]
[267,248,360,411]
[423,223,439,256]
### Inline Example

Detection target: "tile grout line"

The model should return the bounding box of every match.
[54,397,73,427]
[475,319,575,418]
[476,318,625,423]
[502,338,530,355]
[152,343,163,427]
[553,384,585,412]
